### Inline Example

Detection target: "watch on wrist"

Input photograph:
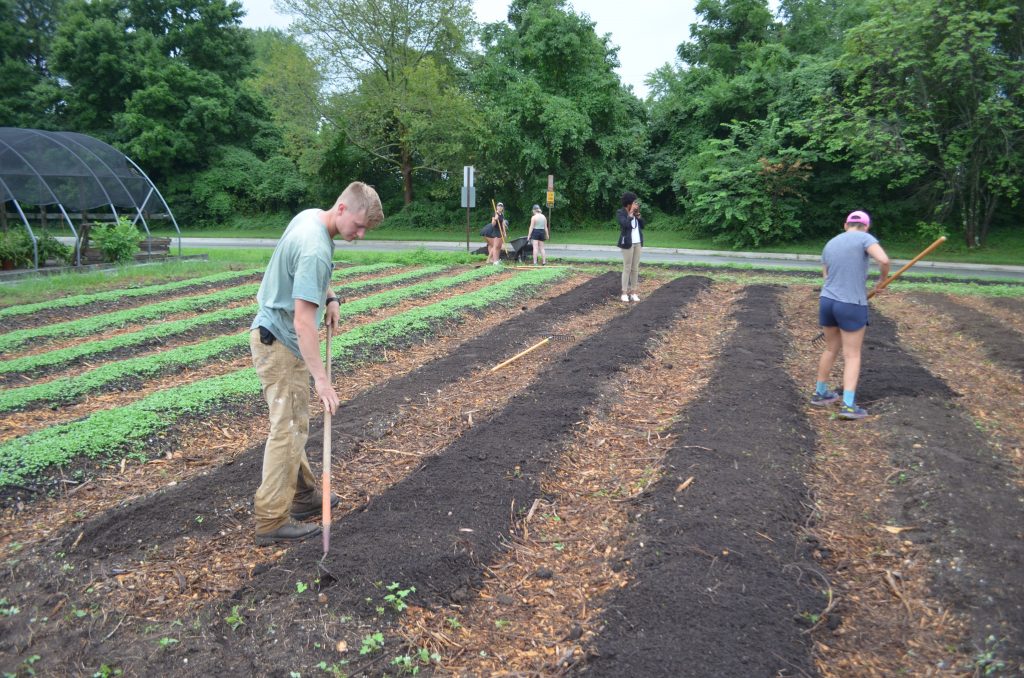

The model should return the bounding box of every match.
[326,297,339,306]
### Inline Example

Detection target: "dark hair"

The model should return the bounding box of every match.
[621,191,637,207]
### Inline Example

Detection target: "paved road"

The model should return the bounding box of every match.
[171,236,1024,281]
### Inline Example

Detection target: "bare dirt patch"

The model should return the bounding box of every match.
[782,287,971,677]
[396,283,737,675]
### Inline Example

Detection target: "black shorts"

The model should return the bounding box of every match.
[530,229,547,241]
[481,224,502,239]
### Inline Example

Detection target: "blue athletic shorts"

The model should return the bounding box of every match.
[819,296,868,331]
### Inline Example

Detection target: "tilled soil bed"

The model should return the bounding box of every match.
[1,264,1023,677]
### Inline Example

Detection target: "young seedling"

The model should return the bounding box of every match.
[390,655,417,675]
[224,605,245,631]
[359,631,385,656]
[383,582,415,613]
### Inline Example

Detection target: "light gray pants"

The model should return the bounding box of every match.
[621,245,642,293]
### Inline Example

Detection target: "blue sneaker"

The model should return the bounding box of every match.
[810,390,840,406]
[838,404,868,420]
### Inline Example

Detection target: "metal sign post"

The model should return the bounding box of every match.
[546,174,555,232]
[461,166,476,253]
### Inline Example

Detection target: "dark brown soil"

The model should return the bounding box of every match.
[63,273,624,550]
[987,296,1024,314]
[908,292,1024,377]
[654,263,1024,287]
[0,273,624,671]
[152,275,709,676]
[0,274,708,675]
[2,270,1022,677]
[583,285,824,678]
[859,310,1024,672]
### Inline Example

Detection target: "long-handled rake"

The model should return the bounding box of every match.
[321,324,333,559]
[491,198,512,258]
[811,236,946,346]
[490,334,576,374]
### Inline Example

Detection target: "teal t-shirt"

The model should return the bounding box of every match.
[251,209,335,358]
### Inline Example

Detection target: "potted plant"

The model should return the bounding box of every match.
[0,230,33,269]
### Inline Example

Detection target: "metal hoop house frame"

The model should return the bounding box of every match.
[0,127,181,268]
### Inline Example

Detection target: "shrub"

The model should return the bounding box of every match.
[37,232,72,265]
[0,230,34,268]
[380,201,460,230]
[92,217,144,264]
[677,119,813,248]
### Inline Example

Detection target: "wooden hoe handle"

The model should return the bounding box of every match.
[867,236,946,299]
[322,325,333,557]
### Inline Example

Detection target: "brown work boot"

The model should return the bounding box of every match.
[290,493,341,521]
[255,519,322,546]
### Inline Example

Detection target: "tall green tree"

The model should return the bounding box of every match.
[46,0,306,224]
[277,0,481,204]
[0,0,63,127]
[50,0,264,170]
[815,0,1024,246]
[678,0,776,74]
[472,0,646,220]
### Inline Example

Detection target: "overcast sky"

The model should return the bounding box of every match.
[236,0,701,99]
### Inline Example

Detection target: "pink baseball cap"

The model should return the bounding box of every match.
[845,210,871,226]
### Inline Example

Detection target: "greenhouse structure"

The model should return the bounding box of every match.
[0,127,180,268]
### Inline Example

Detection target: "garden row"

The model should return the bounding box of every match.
[0,264,565,491]
[0,264,451,384]
[1,265,1022,677]
[0,263,401,354]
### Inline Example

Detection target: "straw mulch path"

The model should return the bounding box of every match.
[781,287,970,677]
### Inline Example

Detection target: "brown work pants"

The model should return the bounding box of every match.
[249,330,318,532]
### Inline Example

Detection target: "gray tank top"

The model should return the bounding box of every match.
[531,214,547,230]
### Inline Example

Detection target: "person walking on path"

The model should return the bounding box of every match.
[616,191,643,302]
[811,210,890,420]
[249,181,384,545]
[527,204,549,265]
[481,202,508,265]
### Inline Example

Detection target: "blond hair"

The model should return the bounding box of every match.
[338,182,384,229]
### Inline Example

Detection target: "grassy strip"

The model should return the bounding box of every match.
[0,268,266,320]
[700,271,1024,297]
[0,267,564,488]
[0,263,403,353]
[0,266,497,412]
[0,264,446,375]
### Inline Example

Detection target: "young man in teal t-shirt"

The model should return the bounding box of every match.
[249,182,383,545]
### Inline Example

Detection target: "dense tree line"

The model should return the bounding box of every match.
[2,0,1020,246]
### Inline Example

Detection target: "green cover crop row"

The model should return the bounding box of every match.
[0,268,264,320]
[0,265,446,374]
[0,267,565,488]
[0,263,402,353]
[0,265,499,412]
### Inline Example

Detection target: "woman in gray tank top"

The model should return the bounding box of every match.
[528,204,549,265]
